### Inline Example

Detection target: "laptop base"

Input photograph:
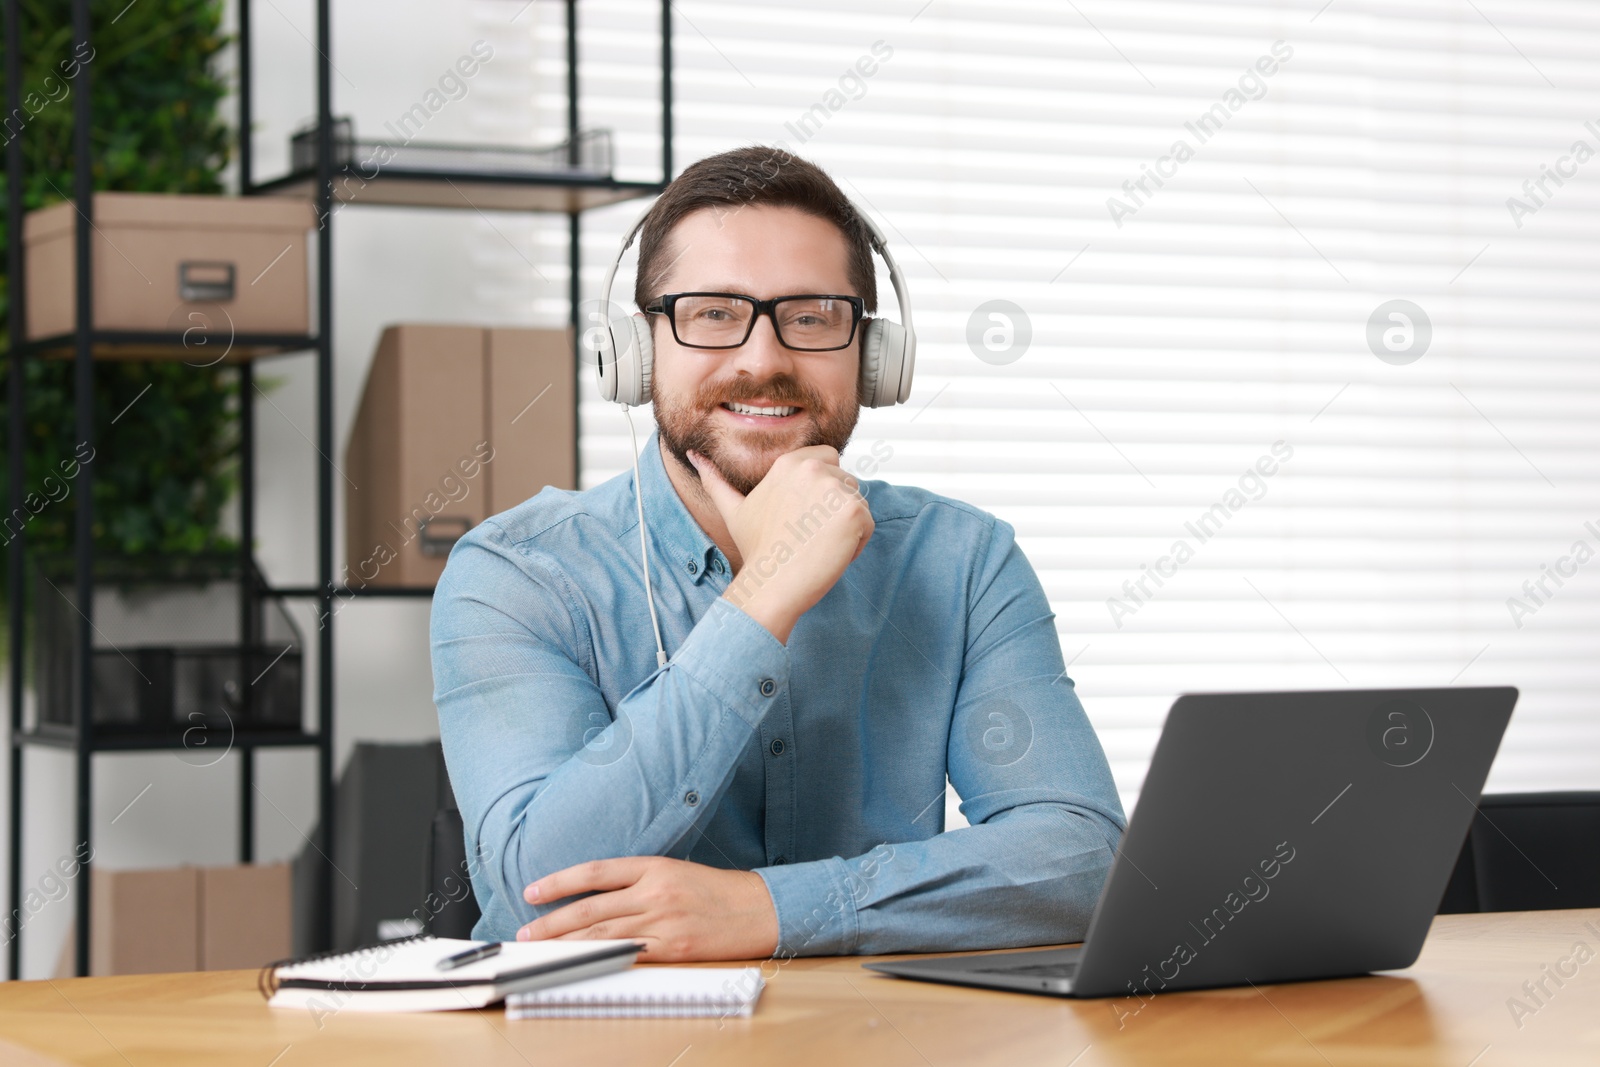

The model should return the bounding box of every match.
[864,945,1083,996]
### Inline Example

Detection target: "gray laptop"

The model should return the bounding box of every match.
[864,686,1516,999]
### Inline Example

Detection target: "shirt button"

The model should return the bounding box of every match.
[773,855,786,865]
[686,559,699,575]
[759,678,776,698]
[684,790,699,806]
[769,738,785,756]
[711,558,725,574]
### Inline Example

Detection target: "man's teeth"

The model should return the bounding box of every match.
[724,402,799,417]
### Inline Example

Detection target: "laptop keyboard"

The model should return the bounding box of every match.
[972,961,1079,979]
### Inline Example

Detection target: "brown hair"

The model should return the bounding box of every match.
[632,146,877,314]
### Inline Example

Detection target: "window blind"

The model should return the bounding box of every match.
[512,0,1600,817]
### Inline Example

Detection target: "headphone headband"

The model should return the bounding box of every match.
[858,214,916,373]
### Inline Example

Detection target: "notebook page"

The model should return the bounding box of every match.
[510,967,764,1005]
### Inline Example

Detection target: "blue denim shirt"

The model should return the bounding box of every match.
[431,433,1125,956]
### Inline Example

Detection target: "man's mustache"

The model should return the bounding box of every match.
[695,374,821,410]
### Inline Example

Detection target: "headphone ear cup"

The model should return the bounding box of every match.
[895,320,916,403]
[598,315,652,406]
[859,318,910,408]
[595,318,620,403]
[858,318,885,408]
[628,314,655,407]
[599,312,655,407]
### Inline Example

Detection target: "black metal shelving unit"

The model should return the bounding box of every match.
[5,0,673,979]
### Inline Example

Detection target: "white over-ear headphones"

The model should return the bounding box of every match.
[592,202,917,409]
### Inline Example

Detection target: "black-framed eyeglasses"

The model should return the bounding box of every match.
[644,292,865,351]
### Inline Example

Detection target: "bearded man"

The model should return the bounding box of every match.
[431,147,1124,961]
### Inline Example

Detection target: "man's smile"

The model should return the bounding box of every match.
[718,399,805,426]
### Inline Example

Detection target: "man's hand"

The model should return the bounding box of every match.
[517,857,780,962]
[688,445,873,643]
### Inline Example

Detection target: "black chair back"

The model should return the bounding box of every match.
[426,807,483,939]
[1439,792,1600,913]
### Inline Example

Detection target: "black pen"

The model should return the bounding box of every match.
[436,942,503,972]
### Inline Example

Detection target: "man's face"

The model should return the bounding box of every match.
[649,204,862,495]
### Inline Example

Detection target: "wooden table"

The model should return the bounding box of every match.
[1,910,1596,1066]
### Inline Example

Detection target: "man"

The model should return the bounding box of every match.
[431,147,1124,962]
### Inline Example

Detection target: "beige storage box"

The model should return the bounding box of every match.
[198,863,293,971]
[23,191,314,345]
[80,862,291,976]
[89,866,199,976]
[344,324,575,588]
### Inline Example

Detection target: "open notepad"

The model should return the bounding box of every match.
[507,967,766,1018]
[263,936,642,1013]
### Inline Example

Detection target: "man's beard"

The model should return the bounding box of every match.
[653,370,860,495]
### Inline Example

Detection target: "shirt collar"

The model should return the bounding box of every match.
[636,432,725,584]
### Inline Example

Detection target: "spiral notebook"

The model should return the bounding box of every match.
[261,935,642,1013]
[506,967,766,1019]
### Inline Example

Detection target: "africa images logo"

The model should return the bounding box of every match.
[1365,699,1434,769]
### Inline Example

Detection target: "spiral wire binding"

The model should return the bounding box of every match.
[258,932,436,1000]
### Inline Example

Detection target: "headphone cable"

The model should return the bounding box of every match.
[622,404,669,668]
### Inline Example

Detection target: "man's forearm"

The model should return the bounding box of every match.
[482,597,788,924]
[756,804,1121,957]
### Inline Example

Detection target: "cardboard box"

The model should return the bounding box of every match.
[486,327,579,513]
[199,863,293,971]
[90,867,199,976]
[23,192,314,345]
[83,863,292,976]
[344,324,575,587]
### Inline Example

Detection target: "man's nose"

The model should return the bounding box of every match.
[727,311,797,380]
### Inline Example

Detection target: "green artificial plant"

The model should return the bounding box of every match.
[0,0,239,620]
